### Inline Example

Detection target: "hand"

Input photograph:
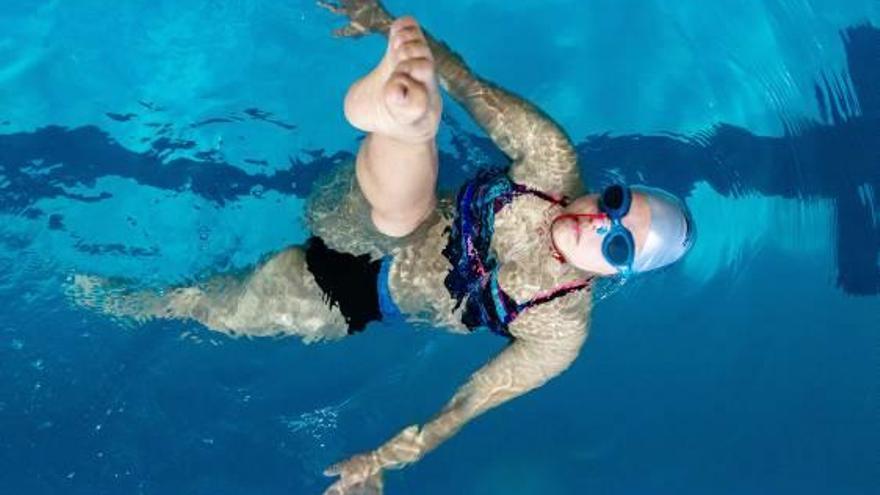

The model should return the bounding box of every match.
[317,0,394,38]
[323,452,384,495]
[321,425,424,494]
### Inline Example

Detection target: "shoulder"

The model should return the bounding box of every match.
[507,282,592,345]
[508,158,585,200]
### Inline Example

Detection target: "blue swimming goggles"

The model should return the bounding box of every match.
[551,184,636,274]
[597,184,636,274]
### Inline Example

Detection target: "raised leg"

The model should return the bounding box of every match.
[344,17,442,238]
[322,0,582,197]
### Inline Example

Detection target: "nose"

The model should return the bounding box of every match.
[578,213,610,235]
[590,217,609,234]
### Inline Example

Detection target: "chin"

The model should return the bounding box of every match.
[565,256,613,276]
[561,254,591,272]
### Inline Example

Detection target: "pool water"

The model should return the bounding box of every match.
[1,1,878,494]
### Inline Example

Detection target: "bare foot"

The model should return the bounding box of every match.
[67,274,170,322]
[343,17,441,143]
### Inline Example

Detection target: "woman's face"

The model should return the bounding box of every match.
[550,192,652,275]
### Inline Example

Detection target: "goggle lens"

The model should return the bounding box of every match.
[602,185,625,212]
[603,232,633,267]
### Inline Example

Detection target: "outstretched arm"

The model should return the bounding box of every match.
[375,333,586,465]
[323,312,587,493]
[322,0,583,198]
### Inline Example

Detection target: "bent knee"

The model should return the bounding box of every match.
[370,199,435,238]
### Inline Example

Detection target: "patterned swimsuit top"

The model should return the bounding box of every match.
[442,168,592,338]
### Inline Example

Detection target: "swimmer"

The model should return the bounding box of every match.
[72,1,695,493]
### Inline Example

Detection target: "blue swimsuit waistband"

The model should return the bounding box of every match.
[377,256,403,320]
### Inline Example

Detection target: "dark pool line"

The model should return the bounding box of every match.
[138,100,164,112]
[243,107,298,131]
[105,112,137,122]
[190,117,241,128]
[0,23,876,294]
[105,106,295,131]
[0,124,351,207]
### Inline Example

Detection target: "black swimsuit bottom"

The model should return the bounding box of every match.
[304,236,382,334]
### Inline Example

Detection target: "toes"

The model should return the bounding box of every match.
[390,16,419,35]
[395,58,435,84]
[388,16,431,63]
[394,39,432,62]
[390,26,422,50]
[389,20,427,53]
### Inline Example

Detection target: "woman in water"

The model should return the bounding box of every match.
[75,1,694,493]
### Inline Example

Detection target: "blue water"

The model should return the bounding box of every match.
[1,1,879,493]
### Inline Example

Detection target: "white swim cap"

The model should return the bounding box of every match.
[630,186,694,273]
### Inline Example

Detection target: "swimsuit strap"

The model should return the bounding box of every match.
[517,278,592,311]
[444,169,589,336]
[516,278,592,314]
[491,275,592,329]
[511,182,571,207]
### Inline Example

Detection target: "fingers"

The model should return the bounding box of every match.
[320,0,391,38]
[388,18,430,56]
[316,0,342,14]
[333,23,368,38]
[390,15,419,35]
